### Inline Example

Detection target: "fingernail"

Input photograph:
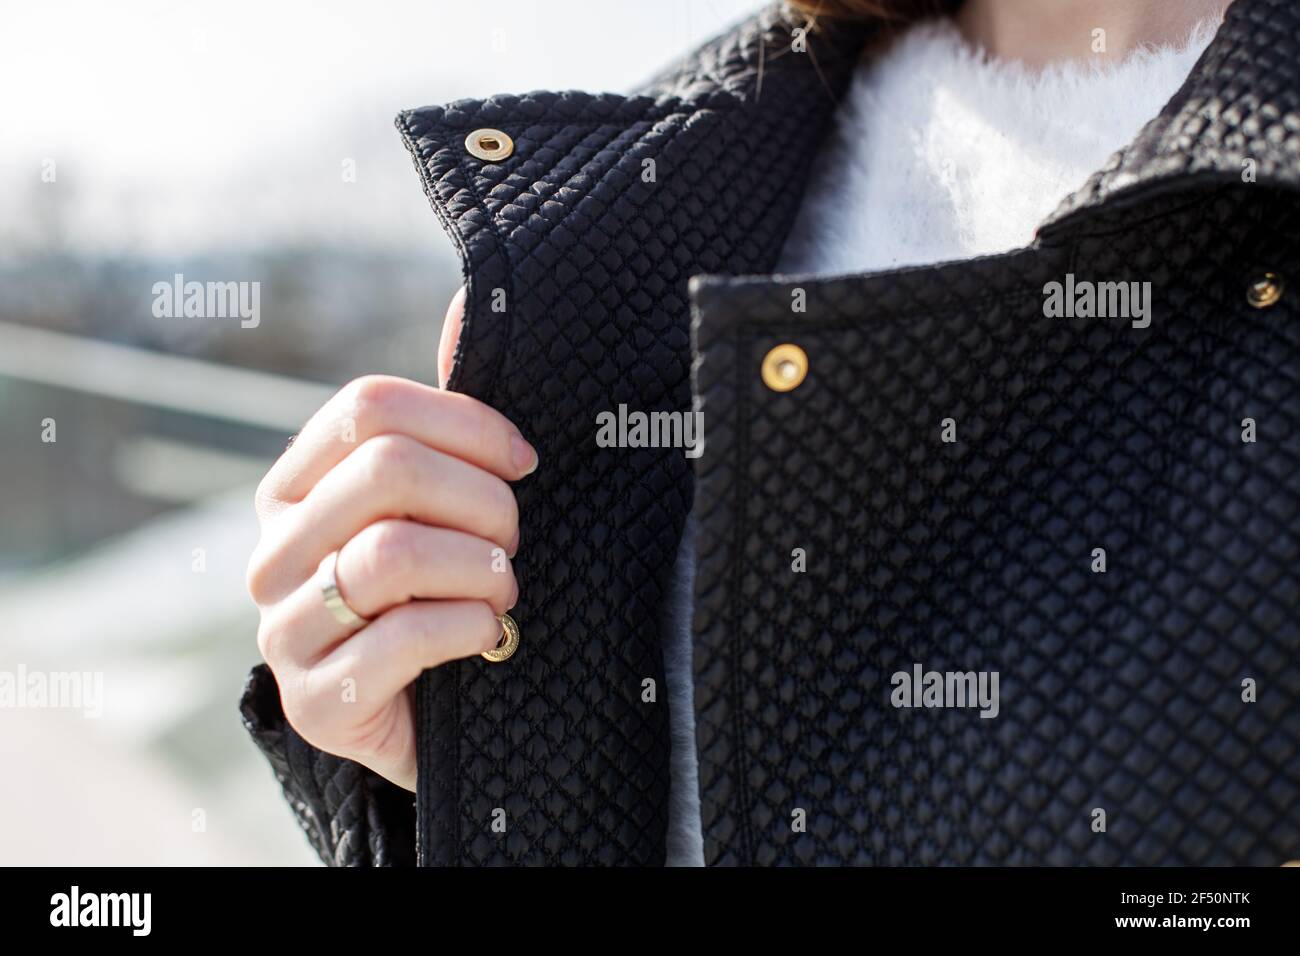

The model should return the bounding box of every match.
[508,579,519,610]
[511,434,538,476]
[507,527,520,558]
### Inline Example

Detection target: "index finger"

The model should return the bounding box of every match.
[257,375,537,510]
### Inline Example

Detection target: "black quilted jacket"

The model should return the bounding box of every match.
[241,0,1300,865]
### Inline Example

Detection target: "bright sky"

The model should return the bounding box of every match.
[1,0,760,256]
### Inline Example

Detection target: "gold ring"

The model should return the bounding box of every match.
[481,613,520,663]
[320,550,370,628]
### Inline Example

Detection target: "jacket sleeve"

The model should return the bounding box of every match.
[239,663,416,866]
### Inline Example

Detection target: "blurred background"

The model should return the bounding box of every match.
[0,0,759,865]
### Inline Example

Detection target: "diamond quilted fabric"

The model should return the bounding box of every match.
[691,187,1300,865]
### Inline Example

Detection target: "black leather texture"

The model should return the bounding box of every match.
[239,0,1300,865]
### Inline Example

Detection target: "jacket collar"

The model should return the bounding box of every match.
[395,1,877,393]
[630,0,1300,241]
[630,2,874,106]
[1039,0,1300,236]
[643,0,1300,236]
[399,0,1300,303]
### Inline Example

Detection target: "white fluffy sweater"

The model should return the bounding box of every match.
[662,15,1219,866]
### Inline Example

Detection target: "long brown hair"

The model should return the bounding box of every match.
[785,0,962,21]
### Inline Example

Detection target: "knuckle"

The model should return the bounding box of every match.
[357,433,419,484]
[337,375,406,442]
[341,374,404,422]
[254,619,278,663]
[352,518,414,581]
[385,605,431,662]
[253,476,273,517]
[254,603,301,668]
[253,463,291,520]
[245,540,277,606]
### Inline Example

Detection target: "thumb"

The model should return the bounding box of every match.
[438,284,466,389]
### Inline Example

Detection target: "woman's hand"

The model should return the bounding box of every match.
[245,287,534,791]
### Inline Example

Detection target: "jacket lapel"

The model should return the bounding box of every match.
[397,4,876,402]
[394,3,878,866]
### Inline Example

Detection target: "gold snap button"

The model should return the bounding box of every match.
[481,613,520,663]
[1283,860,1300,867]
[1247,272,1283,309]
[465,128,513,162]
[761,343,808,392]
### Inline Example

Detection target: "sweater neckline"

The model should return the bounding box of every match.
[776,16,1221,277]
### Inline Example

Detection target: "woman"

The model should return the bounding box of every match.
[241,0,1300,866]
